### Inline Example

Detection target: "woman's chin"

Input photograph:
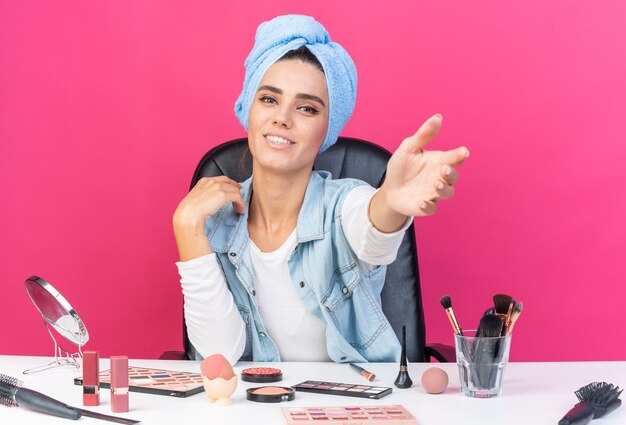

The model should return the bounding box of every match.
[253,157,312,177]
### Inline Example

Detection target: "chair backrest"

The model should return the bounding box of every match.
[184,137,426,361]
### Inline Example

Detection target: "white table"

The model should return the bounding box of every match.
[1,356,624,424]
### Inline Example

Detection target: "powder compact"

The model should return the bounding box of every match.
[246,386,295,403]
[241,367,283,383]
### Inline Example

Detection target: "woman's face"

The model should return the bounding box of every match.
[247,59,329,176]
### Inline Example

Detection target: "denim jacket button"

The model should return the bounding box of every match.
[342,286,348,294]
[299,281,305,288]
[229,252,236,257]
[259,332,266,338]
[340,356,347,361]
[252,289,256,296]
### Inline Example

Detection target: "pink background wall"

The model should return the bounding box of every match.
[2,1,625,361]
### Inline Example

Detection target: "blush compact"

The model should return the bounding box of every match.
[241,367,283,383]
[246,386,295,403]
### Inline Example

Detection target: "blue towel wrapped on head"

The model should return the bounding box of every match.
[234,15,357,153]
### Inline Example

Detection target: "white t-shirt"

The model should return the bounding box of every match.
[176,185,412,363]
[248,230,330,361]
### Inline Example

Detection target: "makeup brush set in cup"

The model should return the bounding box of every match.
[439,293,522,398]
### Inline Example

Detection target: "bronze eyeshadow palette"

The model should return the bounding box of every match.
[74,366,204,398]
[292,380,393,399]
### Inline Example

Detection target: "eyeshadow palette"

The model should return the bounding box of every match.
[292,380,392,399]
[281,405,417,424]
[74,366,204,398]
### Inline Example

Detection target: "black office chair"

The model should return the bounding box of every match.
[162,137,454,363]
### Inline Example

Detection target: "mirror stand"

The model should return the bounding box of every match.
[23,319,83,375]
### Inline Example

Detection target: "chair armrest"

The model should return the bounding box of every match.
[159,350,187,360]
[424,343,456,363]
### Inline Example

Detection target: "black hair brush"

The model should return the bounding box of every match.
[0,373,140,424]
[559,382,622,425]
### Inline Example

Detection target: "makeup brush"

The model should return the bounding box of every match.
[559,382,622,425]
[439,295,463,335]
[349,364,375,382]
[394,325,413,389]
[473,314,503,388]
[0,374,140,424]
[475,314,503,338]
[493,294,514,336]
[506,301,523,336]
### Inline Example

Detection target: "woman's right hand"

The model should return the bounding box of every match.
[173,176,245,261]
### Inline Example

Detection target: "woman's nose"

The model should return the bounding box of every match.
[272,105,293,128]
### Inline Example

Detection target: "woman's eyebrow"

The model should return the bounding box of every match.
[257,85,326,108]
[297,93,326,108]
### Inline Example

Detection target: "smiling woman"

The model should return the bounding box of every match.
[247,59,329,178]
[172,14,469,364]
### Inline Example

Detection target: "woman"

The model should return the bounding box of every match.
[173,15,468,364]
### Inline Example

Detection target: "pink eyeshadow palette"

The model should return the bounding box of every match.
[281,405,417,424]
[74,366,204,398]
[293,380,392,399]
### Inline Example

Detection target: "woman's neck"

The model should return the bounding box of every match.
[247,165,312,251]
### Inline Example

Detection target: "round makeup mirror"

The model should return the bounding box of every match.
[23,275,89,374]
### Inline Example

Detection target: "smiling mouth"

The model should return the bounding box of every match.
[264,134,295,145]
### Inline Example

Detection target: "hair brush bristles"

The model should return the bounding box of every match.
[576,382,623,406]
[439,295,452,310]
[0,373,22,407]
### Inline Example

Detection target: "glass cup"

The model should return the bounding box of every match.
[454,331,512,398]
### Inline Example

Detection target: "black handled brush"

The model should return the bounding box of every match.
[0,374,140,424]
[559,382,622,425]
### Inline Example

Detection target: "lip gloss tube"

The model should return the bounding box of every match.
[110,356,129,413]
[83,350,100,406]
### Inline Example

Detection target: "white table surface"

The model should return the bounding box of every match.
[1,356,624,424]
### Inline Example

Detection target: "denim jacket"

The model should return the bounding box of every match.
[204,170,401,363]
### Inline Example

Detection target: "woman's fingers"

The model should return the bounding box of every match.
[210,181,245,214]
[223,190,246,214]
[441,165,459,186]
[435,180,455,200]
[441,146,470,166]
[186,176,246,216]
[196,175,242,190]
[398,114,443,154]
[419,200,438,216]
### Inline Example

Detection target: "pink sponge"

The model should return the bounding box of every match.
[200,354,235,380]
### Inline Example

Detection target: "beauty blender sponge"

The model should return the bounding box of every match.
[200,354,235,380]
[421,367,449,394]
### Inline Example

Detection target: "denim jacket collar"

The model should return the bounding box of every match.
[207,171,330,259]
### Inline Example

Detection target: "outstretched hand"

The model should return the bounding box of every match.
[381,114,469,218]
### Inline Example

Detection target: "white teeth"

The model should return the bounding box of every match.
[265,135,293,145]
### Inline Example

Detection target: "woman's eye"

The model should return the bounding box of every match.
[259,96,276,104]
[299,106,319,114]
